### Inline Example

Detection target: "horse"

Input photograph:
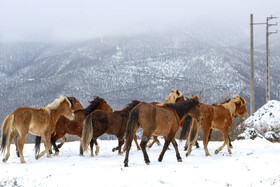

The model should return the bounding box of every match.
[80,100,141,156]
[123,96,200,167]
[147,89,185,148]
[121,89,185,152]
[198,94,248,156]
[0,96,75,163]
[34,96,112,156]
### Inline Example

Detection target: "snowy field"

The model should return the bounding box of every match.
[0,138,279,187]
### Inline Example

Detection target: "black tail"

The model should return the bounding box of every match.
[35,136,41,156]
[180,115,192,140]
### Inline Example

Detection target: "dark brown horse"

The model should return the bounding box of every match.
[199,94,248,156]
[80,100,141,156]
[35,96,112,156]
[123,96,200,167]
[0,96,74,163]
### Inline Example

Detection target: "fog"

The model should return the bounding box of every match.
[0,0,279,42]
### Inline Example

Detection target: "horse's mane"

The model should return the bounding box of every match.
[211,98,231,106]
[78,96,105,115]
[45,96,69,112]
[117,100,140,117]
[165,97,199,119]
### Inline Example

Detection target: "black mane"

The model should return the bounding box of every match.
[116,100,140,117]
[77,96,104,115]
[165,98,198,119]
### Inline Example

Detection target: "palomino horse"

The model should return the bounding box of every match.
[199,94,248,156]
[123,96,200,167]
[0,96,75,163]
[80,100,141,156]
[35,96,112,156]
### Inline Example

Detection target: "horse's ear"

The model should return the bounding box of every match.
[176,90,179,96]
[194,96,199,103]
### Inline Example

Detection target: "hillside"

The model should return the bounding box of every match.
[0,32,280,140]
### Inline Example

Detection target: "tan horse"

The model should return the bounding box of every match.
[124,96,200,167]
[200,94,248,156]
[0,96,74,163]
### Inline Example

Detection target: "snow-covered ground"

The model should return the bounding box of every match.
[0,138,279,187]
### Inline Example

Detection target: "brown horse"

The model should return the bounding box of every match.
[80,100,141,156]
[199,94,248,156]
[147,89,185,148]
[35,96,112,156]
[123,96,200,167]
[0,96,74,163]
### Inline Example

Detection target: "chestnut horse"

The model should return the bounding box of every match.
[0,96,74,163]
[123,96,200,167]
[199,94,248,156]
[35,96,112,156]
[80,100,141,156]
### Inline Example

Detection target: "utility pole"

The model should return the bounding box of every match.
[265,15,277,103]
[250,14,266,115]
[250,14,255,116]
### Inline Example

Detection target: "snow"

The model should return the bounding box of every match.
[243,100,280,133]
[1,138,279,187]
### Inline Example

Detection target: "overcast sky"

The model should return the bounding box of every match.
[0,0,279,42]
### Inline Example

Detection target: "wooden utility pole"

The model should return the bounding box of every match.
[250,14,254,116]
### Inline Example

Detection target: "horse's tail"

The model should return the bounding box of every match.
[0,114,14,154]
[123,108,140,151]
[81,115,93,152]
[34,136,41,156]
[180,115,192,140]
[188,119,199,144]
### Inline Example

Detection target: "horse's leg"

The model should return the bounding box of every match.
[170,139,182,162]
[90,139,95,157]
[12,132,20,157]
[117,137,125,155]
[94,140,100,155]
[133,135,141,150]
[215,128,231,155]
[202,126,211,156]
[51,137,59,156]
[17,133,28,163]
[158,137,173,162]
[57,136,67,149]
[36,133,52,159]
[2,132,16,162]
[148,136,160,148]
[229,135,233,148]
[140,132,152,165]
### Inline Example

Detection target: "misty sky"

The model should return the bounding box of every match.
[0,0,279,42]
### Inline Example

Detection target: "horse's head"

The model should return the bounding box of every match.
[96,97,112,112]
[232,95,248,119]
[67,96,83,110]
[63,96,75,120]
[168,89,184,103]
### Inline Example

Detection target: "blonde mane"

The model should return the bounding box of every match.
[45,96,70,112]
[156,90,183,106]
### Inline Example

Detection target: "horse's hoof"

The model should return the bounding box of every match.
[35,155,39,160]
[124,163,128,167]
[158,157,163,162]
[47,155,51,158]
[112,148,116,152]
[118,152,124,156]
[145,161,150,165]
[177,158,182,162]
[20,160,26,164]
[2,158,7,163]
[215,150,219,154]
[186,153,189,157]
[55,152,59,156]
